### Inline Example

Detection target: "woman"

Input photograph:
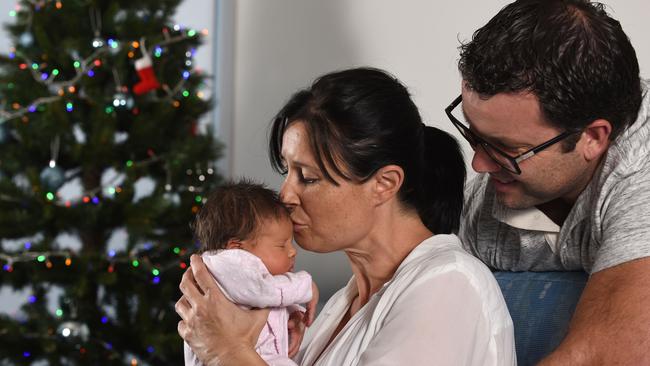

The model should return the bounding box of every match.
[176,68,515,365]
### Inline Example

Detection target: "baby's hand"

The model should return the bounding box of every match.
[304,280,319,326]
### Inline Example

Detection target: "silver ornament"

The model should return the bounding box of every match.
[19,32,34,47]
[40,165,65,191]
[57,321,90,342]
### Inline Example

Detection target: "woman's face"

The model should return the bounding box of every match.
[279,121,375,252]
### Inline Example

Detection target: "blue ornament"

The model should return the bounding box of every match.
[40,165,65,191]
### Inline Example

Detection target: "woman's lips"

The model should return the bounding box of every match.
[292,222,308,232]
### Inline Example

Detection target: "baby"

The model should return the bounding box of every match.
[184,179,319,366]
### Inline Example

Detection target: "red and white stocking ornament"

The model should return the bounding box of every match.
[133,53,160,95]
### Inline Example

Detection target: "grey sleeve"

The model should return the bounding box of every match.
[594,169,650,272]
[459,174,490,256]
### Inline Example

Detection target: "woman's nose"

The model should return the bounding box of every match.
[279,179,299,211]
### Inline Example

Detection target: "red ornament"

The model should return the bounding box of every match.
[133,53,160,95]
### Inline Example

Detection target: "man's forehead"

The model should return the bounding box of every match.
[460,89,560,143]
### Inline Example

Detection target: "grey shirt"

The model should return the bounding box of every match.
[460,81,650,274]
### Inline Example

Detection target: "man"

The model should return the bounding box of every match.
[449,0,650,364]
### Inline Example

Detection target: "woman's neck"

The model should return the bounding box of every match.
[344,213,432,307]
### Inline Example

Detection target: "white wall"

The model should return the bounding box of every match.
[229,0,650,298]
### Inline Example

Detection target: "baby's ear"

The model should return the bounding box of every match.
[225,239,243,250]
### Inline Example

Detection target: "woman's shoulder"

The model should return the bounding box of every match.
[393,234,499,293]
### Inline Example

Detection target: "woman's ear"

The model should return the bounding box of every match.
[225,239,243,250]
[579,119,612,161]
[371,164,404,205]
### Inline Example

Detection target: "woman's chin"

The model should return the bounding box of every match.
[295,237,331,253]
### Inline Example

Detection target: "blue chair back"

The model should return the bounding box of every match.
[493,271,588,366]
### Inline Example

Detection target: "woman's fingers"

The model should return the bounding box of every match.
[287,311,306,357]
[175,295,192,321]
[177,319,189,339]
[190,254,220,295]
[179,268,203,308]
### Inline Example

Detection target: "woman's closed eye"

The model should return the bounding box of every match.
[298,170,318,184]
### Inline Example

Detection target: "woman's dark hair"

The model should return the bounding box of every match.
[459,0,642,142]
[193,179,289,251]
[268,67,466,234]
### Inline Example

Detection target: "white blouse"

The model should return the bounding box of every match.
[294,235,516,366]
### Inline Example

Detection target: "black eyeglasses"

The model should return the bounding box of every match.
[445,95,580,175]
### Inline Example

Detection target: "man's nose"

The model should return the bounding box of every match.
[471,145,502,174]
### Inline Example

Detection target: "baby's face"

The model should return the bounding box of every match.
[245,217,296,275]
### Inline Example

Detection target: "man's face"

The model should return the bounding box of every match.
[461,88,590,209]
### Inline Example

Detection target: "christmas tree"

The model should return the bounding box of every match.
[0,0,221,364]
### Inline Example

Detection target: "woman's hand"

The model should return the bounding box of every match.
[305,280,320,326]
[288,280,319,357]
[176,254,270,366]
[287,310,306,358]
